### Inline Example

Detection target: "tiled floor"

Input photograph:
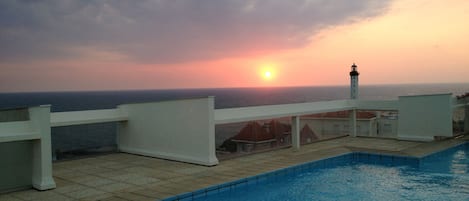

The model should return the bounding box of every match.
[1,136,467,201]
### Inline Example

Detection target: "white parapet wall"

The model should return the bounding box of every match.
[117,97,219,166]
[397,93,453,141]
[0,105,56,192]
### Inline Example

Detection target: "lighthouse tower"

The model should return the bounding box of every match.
[349,63,359,99]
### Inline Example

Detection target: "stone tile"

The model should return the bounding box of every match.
[114,192,155,201]
[0,194,23,201]
[53,183,89,194]
[103,163,137,170]
[127,177,160,186]
[96,170,129,179]
[148,171,185,181]
[9,190,61,201]
[33,194,73,201]
[115,186,148,194]
[65,188,107,199]
[163,175,196,184]
[93,161,122,168]
[130,188,159,198]
[53,161,79,170]
[120,166,154,174]
[52,177,73,187]
[173,166,210,175]
[78,166,115,175]
[78,177,115,187]
[109,173,148,183]
[53,169,89,180]
[132,188,172,200]
[79,193,114,201]
[95,196,128,201]
[97,182,135,193]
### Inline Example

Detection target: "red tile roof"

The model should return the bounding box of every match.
[232,121,275,142]
[269,120,291,139]
[301,124,319,141]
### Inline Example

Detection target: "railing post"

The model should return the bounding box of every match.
[291,116,300,150]
[29,105,56,190]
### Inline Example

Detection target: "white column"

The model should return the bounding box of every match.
[349,110,357,137]
[29,105,56,190]
[291,116,300,150]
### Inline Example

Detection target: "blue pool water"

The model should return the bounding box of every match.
[165,143,469,201]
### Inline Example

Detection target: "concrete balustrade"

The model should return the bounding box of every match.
[0,93,467,192]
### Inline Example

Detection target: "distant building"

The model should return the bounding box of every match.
[300,124,319,144]
[231,121,276,152]
[268,120,291,146]
[302,111,376,137]
[230,120,325,153]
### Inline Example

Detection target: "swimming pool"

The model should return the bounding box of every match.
[164,142,469,201]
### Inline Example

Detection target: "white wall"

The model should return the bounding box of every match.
[397,94,453,141]
[117,97,218,166]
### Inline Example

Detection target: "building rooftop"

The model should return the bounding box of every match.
[301,124,319,141]
[232,121,275,142]
[1,135,467,201]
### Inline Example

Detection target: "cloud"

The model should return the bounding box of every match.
[0,0,390,63]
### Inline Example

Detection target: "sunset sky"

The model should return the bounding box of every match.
[1,0,468,92]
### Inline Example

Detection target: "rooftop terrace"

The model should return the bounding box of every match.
[1,135,468,201]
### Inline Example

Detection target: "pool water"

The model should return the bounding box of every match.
[166,143,469,201]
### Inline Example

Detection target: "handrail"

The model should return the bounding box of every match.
[0,121,40,143]
[214,99,400,124]
[50,109,128,127]
[214,100,353,124]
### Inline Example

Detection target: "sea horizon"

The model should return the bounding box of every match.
[1,82,468,94]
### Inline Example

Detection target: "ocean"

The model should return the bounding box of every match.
[1,83,468,158]
[2,83,469,112]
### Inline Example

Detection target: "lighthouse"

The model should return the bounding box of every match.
[349,63,359,99]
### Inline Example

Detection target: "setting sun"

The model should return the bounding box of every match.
[259,63,278,81]
[264,71,272,79]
